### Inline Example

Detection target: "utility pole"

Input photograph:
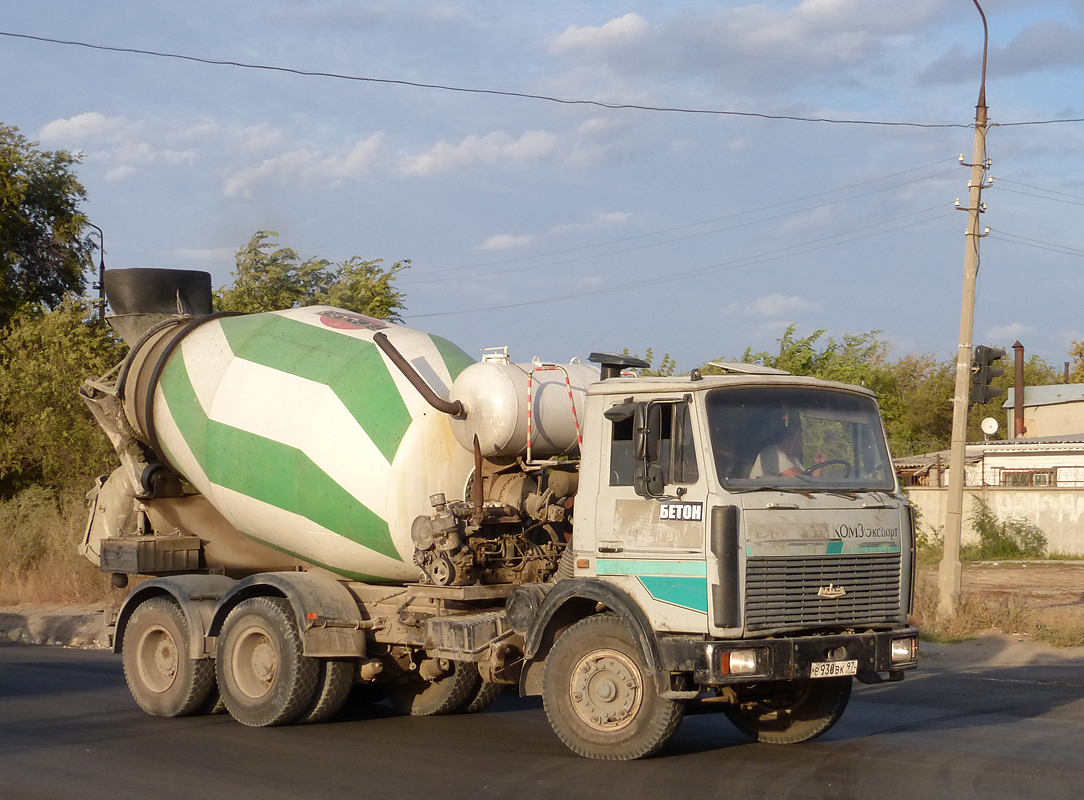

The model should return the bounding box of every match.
[939,0,990,619]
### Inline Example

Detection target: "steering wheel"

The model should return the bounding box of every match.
[802,459,851,478]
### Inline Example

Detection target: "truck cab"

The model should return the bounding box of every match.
[574,370,912,641]
[515,365,918,758]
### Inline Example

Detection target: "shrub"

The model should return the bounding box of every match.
[0,487,113,604]
[963,497,1047,560]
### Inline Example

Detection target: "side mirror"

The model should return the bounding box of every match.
[634,464,665,497]
[634,403,661,462]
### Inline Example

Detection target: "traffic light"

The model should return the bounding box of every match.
[970,345,1006,404]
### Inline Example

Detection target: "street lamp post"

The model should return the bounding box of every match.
[86,222,106,321]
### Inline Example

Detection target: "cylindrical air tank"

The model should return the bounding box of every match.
[119,305,477,583]
[448,360,599,458]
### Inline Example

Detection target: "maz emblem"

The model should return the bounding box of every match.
[817,584,847,599]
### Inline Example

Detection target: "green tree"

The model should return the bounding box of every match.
[885,353,955,456]
[0,299,125,496]
[0,124,91,326]
[1068,339,1084,383]
[215,231,407,321]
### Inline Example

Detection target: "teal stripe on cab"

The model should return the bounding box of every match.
[596,559,707,577]
[637,576,708,613]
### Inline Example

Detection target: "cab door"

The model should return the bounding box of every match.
[592,397,709,632]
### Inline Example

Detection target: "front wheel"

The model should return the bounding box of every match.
[542,615,684,760]
[723,677,852,744]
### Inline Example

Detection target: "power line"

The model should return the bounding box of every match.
[987,229,1084,258]
[403,167,958,285]
[997,177,1084,202]
[406,205,954,318]
[993,178,1084,207]
[406,158,958,281]
[0,30,975,129]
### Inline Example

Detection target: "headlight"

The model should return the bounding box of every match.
[719,649,758,675]
[890,637,917,664]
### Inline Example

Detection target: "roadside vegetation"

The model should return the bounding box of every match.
[0,122,409,607]
[911,500,1084,647]
[3,119,1084,650]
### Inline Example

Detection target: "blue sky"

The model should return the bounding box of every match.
[3,1,1084,370]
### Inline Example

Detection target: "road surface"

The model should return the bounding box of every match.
[1,638,1082,800]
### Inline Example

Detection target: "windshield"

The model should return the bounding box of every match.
[706,386,895,492]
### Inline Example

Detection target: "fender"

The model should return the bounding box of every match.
[113,574,236,660]
[519,577,664,696]
[207,571,366,658]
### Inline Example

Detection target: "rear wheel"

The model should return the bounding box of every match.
[723,677,852,744]
[464,679,505,713]
[542,615,684,760]
[298,659,354,724]
[388,660,480,716]
[216,597,321,727]
[122,596,215,717]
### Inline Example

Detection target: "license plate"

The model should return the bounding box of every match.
[810,659,858,678]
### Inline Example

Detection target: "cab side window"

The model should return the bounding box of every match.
[609,401,699,487]
[610,416,636,486]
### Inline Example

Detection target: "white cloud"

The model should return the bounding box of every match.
[987,322,1031,342]
[37,112,218,180]
[224,133,385,198]
[726,294,818,318]
[105,165,137,182]
[753,294,815,317]
[548,2,945,95]
[479,233,537,251]
[39,112,128,143]
[551,211,631,235]
[551,13,651,54]
[400,130,563,175]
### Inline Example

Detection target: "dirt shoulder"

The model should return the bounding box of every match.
[0,603,111,649]
[4,561,1084,662]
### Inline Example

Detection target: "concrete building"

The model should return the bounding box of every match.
[897,435,1084,555]
[1004,385,1084,440]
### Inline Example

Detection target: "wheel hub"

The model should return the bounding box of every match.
[136,624,178,693]
[569,648,643,731]
[232,625,279,699]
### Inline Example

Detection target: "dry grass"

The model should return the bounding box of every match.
[911,569,1084,647]
[0,487,118,605]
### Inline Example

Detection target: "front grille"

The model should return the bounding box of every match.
[744,553,901,633]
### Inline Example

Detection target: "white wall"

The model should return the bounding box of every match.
[907,487,1084,555]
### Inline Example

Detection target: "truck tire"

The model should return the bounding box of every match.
[542,614,684,760]
[122,596,216,717]
[388,660,480,716]
[723,677,852,744]
[464,680,504,713]
[298,659,354,724]
[215,597,321,727]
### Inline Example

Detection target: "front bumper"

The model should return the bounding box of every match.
[659,627,920,686]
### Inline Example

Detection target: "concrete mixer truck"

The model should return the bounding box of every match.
[79,268,918,760]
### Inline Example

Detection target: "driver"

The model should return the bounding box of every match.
[749,414,827,478]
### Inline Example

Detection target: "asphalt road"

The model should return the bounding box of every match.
[2,640,1083,800]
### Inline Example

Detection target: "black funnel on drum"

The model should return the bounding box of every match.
[104,268,213,317]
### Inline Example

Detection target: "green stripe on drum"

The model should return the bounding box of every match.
[430,334,475,382]
[158,353,401,561]
[217,314,412,462]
